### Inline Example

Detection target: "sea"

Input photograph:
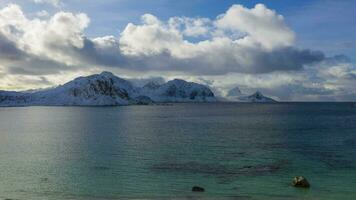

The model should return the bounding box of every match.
[0,103,356,200]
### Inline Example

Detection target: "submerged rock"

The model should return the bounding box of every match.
[192,186,205,192]
[292,176,310,188]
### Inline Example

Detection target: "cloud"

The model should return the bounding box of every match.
[210,55,356,101]
[118,8,323,74]
[0,4,88,75]
[0,3,354,101]
[31,0,61,7]
[0,3,324,76]
[0,4,89,58]
[0,32,24,60]
[215,4,295,49]
[36,10,49,18]
[127,77,166,87]
[168,16,211,37]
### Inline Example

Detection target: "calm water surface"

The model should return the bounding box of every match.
[0,103,356,200]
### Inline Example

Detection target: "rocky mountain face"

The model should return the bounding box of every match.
[0,72,216,106]
[140,79,216,102]
[226,87,277,103]
[227,87,242,97]
[0,72,279,106]
[238,91,277,103]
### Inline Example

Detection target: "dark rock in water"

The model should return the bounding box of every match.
[192,186,205,192]
[292,176,310,188]
[152,161,285,178]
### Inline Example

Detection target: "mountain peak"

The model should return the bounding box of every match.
[0,72,216,106]
[168,79,187,85]
[227,87,242,97]
[244,91,276,103]
[143,81,161,90]
[99,71,115,77]
[141,78,215,102]
[250,91,263,99]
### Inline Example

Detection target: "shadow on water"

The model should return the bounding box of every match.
[152,160,288,184]
[91,166,111,171]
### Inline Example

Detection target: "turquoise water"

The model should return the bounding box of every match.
[0,103,356,200]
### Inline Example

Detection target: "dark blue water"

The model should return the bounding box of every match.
[0,103,356,200]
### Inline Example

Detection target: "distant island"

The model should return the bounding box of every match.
[0,72,276,106]
[225,86,277,103]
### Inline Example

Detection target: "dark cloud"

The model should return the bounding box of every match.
[250,83,337,102]
[0,33,328,76]
[0,33,25,60]
[0,3,331,77]
[323,54,351,64]
[113,47,325,75]
[0,33,78,75]
[127,77,166,87]
[46,38,129,67]
[5,55,76,76]
[22,76,53,86]
[233,47,325,74]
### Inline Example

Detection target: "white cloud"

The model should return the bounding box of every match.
[168,16,211,37]
[36,10,49,17]
[215,4,295,50]
[119,10,322,74]
[1,3,320,76]
[119,4,295,59]
[0,4,90,66]
[119,19,184,57]
[31,0,61,7]
[141,13,161,25]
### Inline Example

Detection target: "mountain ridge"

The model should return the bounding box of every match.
[226,87,277,103]
[0,72,278,106]
[0,72,216,106]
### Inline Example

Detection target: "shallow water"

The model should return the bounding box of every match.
[0,103,356,200]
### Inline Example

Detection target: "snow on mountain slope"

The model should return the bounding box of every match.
[227,87,242,97]
[29,71,139,106]
[0,72,277,106]
[0,91,31,106]
[0,72,217,106]
[142,81,161,90]
[140,79,216,102]
[225,86,277,103]
[238,91,277,103]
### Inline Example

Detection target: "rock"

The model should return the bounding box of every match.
[238,91,277,103]
[192,186,205,192]
[292,176,310,188]
[133,95,154,105]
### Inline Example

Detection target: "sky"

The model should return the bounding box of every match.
[0,0,355,101]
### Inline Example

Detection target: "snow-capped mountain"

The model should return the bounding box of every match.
[0,72,137,106]
[227,87,242,97]
[238,91,277,103]
[0,72,216,106]
[225,87,277,103]
[142,81,161,90]
[140,79,216,102]
[0,91,30,105]
[30,71,140,106]
[0,72,279,106]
